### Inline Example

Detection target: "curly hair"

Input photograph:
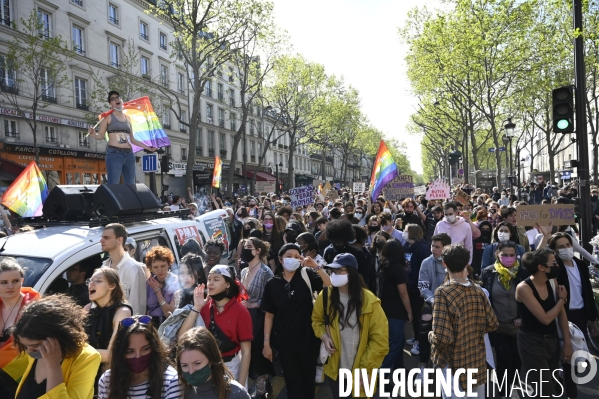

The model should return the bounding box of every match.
[204,239,226,255]
[12,295,88,359]
[176,327,233,399]
[107,316,170,399]
[145,246,175,269]
[325,219,355,243]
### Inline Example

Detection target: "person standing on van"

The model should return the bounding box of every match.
[87,90,156,184]
[101,223,147,315]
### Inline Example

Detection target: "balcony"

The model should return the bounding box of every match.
[140,33,149,41]
[161,79,169,88]
[219,119,224,128]
[178,87,185,95]
[160,44,167,51]
[278,143,283,149]
[5,132,19,139]
[209,149,215,156]
[42,94,57,103]
[76,102,88,110]
[45,136,58,143]
[218,93,224,102]
[230,123,235,130]
[181,155,187,161]
[229,98,235,106]
[217,70,222,76]
[1,18,11,27]
[109,16,118,25]
[39,31,50,40]
[79,140,89,147]
[111,62,120,68]
[74,47,85,56]
[195,147,203,156]
[71,0,83,6]
[220,150,227,156]
[251,156,256,162]
[284,145,288,150]
[229,76,234,83]
[179,127,187,133]
[207,117,213,124]
[205,89,213,97]
[163,124,171,130]
[1,85,18,95]
[142,74,151,80]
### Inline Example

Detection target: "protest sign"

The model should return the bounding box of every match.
[384,176,415,201]
[313,179,324,188]
[289,185,314,208]
[516,204,575,227]
[425,179,451,200]
[255,181,276,193]
[327,189,339,200]
[454,189,471,205]
[414,185,427,196]
[353,182,366,193]
[324,182,332,192]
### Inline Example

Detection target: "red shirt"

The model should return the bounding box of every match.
[200,298,253,356]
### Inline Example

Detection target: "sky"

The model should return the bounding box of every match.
[270,0,446,175]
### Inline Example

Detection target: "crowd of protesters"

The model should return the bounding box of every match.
[0,179,598,399]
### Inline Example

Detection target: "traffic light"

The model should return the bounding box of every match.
[160,155,170,173]
[552,86,574,133]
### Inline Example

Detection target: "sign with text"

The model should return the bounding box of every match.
[517,204,575,227]
[414,185,427,196]
[353,182,366,193]
[385,176,415,201]
[425,179,451,200]
[290,185,314,208]
[454,189,471,205]
[174,225,202,246]
[327,188,339,200]
[255,181,276,193]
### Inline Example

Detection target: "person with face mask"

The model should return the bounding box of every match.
[312,253,389,399]
[481,242,529,397]
[398,198,426,233]
[13,295,102,399]
[481,222,528,269]
[261,244,330,399]
[365,215,381,246]
[516,249,572,398]
[433,202,474,265]
[548,232,599,399]
[424,205,444,247]
[471,220,492,277]
[176,327,250,399]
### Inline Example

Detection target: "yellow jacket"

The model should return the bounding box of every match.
[15,344,101,399]
[312,287,389,397]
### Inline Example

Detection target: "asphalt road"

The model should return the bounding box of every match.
[264,323,599,399]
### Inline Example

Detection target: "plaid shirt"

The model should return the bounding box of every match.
[429,281,498,390]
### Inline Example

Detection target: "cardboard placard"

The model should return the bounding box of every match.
[414,185,427,196]
[289,185,314,208]
[255,181,276,193]
[327,189,339,200]
[425,179,451,200]
[454,189,471,205]
[353,182,366,193]
[323,182,332,192]
[516,204,575,227]
[385,176,415,201]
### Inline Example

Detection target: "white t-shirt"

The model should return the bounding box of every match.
[170,204,180,211]
[565,261,585,310]
[98,365,182,399]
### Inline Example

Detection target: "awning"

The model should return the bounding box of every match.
[241,170,276,181]
[0,156,26,183]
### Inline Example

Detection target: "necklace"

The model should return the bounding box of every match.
[1,298,21,336]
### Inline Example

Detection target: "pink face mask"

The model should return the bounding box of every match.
[500,255,516,268]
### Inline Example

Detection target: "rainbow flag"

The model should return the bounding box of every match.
[1,162,49,217]
[370,141,398,201]
[212,156,223,188]
[97,96,171,152]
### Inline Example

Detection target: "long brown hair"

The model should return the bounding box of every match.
[92,267,126,306]
[107,317,170,399]
[176,327,233,399]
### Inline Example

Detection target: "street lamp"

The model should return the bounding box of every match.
[503,118,516,195]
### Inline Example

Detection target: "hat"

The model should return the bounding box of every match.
[107,90,120,102]
[125,237,137,249]
[278,243,301,257]
[327,253,358,270]
[188,202,198,208]
[285,221,303,234]
[209,265,231,278]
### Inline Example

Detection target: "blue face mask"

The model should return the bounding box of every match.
[29,350,43,360]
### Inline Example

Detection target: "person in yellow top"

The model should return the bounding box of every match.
[12,295,101,399]
[312,253,389,399]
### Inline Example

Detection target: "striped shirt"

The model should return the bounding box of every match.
[97,365,182,399]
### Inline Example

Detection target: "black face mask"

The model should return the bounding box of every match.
[286,233,297,243]
[333,244,345,252]
[490,209,497,214]
[368,226,379,233]
[243,229,251,237]
[405,211,413,216]
[545,265,561,279]
[241,248,255,262]
[211,290,228,301]
[481,230,492,237]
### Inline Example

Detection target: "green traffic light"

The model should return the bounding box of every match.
[557,119,570,130]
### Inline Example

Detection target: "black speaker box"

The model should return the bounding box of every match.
[42,185,98,220]
[93,184,161,217]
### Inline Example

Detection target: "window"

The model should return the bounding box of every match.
[74,77,87,109]
[196,129,203,155]
[108,4,118,25]
[162,109,170,128]
[229,89,235,106]
[205,80,212,97]
[159,32,167,50]
[217,83,223,101]
[250,141,255,161]
[219,133,226,155]
[109,43,119,67]
[70,0,83,6]
[160,64,168,87]
[0,55,17,92]
[1,0,10,26]
[258,143,262,160]
[40,68,56,102]
[218,108,224,127]
[165,145,172,158]
[206,104,213,120]
[141,56,149,76]
[4,119,17,138]
[230,112,236,130]
[177,73,184,94]
[45,126,57,143]
[72,25,84,55]
[230,136,234,154]
[79,131,89,147]
[181,147,187,161]
[208,130,215,156]
[180,110,187,133]
[38,10,51,39]
[139,21,149,41]
[249,120,254,136]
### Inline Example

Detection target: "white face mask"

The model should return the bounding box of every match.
[497,232,511,242]
[558,247,574,261]
[355,213,362,219]
[282,257,301,272]
[330,273,349,287]
[446,215,456,224]
[402,231,410,242]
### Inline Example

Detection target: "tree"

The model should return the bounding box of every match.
[0,11,73,163]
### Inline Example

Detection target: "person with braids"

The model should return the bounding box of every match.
[12,295,101,399]
[97,315,181,399]
[176,327,250,398]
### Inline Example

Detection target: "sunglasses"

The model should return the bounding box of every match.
[121,316,152,328]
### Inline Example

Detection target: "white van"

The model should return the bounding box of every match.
[0,209,233,295]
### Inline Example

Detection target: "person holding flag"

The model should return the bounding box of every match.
[88,91,157,184]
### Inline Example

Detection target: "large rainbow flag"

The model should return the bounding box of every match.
[1,162,49,217]
[370,141,398,201]
[96,96,171,152]
[212,156,223,188]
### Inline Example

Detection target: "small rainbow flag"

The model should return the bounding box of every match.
[1,162,49,217]
[212,156,223,188]
[370,141,398,201]
[96,96,171,152]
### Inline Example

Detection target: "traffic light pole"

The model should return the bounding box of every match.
[574,0,593,251]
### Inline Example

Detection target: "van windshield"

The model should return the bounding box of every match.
[0,256,53,287]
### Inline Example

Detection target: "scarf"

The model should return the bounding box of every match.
[493,259,519,292]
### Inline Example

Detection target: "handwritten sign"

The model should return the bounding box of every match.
[414,185,427,196]
[454,189,471,205]
[290,185,314,208]
[516,204,575,227]
[425,179,451,200]
[255,181,276,193]
[385,176,415,201]
[327,189,339,200]
[353,182,366,193]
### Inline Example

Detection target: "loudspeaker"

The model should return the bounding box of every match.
[42,185,99,220]
[93,184,161,217]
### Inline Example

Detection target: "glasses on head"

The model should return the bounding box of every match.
[284,282,294,298]
[109,95,121,101]
[86,277,103,286]
[121,315,152,328]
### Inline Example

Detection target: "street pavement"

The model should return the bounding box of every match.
[265,323,599,399]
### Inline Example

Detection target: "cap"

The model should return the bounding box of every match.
[278,243,301,257]
[285,221,303,234]
[209,265,231,279]
[327,253,358,270]
[188,202,198,208]
[125,237,137,249]
[108,90,120,102]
